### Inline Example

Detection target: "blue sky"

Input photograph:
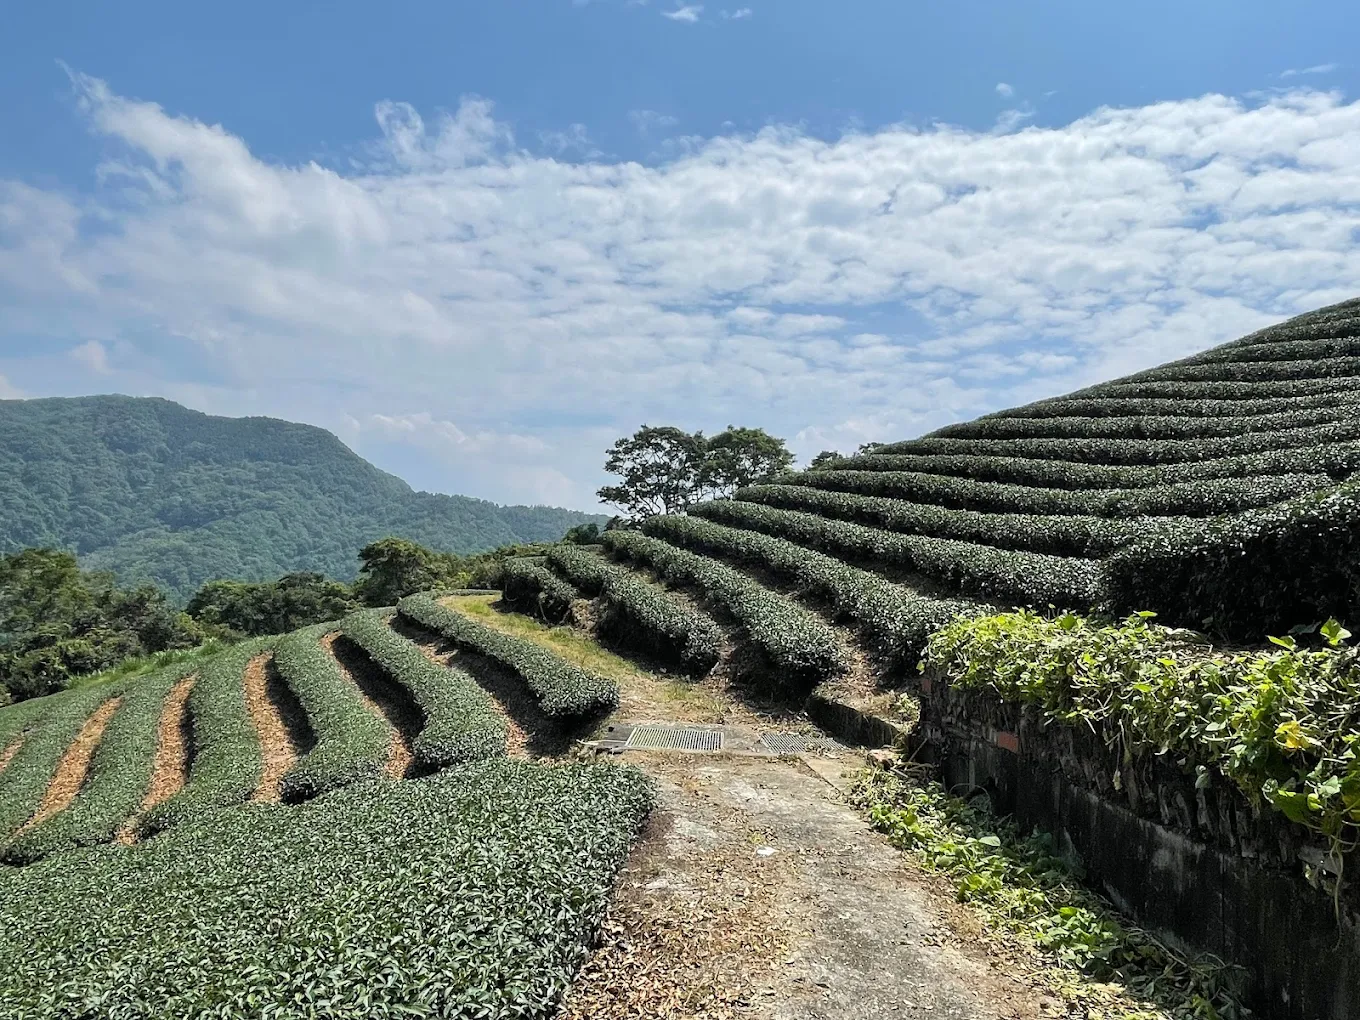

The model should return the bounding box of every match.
[1,1,1358,508]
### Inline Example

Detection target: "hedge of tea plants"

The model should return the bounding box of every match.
[398,595,619,718]
[0,760,654,1019]
[502,557,580,623]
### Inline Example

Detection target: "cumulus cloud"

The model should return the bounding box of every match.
[1280,63,1338,78]
[0,373,23,399]
[995,82,1014,98]
[538,122,601,158]
[722,7,752,18]
[629,108,679,135]
[4,76,1360,506]
[662,4,702,21]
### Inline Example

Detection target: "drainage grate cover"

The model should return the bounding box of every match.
[624,725,724,752]
[759,732,840,755]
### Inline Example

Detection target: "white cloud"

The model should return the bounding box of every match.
[722,7,752,18]
[0,373,23,399]
[629,108,680,135]
[995,82,1015,98]
[70,340,111,374]
[662,4,702,21]
[538,122,601,158]
[5,77,1360,507]
[1280,63,1338,78]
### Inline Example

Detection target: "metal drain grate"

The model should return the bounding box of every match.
[624,725,724,752]
[759,732,839,755]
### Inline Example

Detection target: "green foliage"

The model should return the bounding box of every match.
[643,513,984,667]
[0,548,202,701]
[981,387,1360,422]
[736,482,1134,559]
[925,610,1360,851]
[562,522,601,544]
[139,639,276,836]
[602,528,850,683]
[353,536,468,607]
[808,449,844,469]
[273,624,391,801]
[2,666,189,864]
[545,544,723,672]
[187,571,358,636]
[1104,477,1360,637]
[689,498,1101,608]
[0,760,653,1018]
[399,595,618,718]
[597,423,794,519]
[0,686,113,838]
[0,395,605,601]
[783,468,1328,519]
[340,609,507,767]
[502,558,580,623]
[852,768,1247,1020]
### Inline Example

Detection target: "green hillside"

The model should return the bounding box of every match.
[0,395,606,600]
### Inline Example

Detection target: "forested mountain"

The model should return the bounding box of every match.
[0,396,605,600]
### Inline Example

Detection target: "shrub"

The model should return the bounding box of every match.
[975,388,1360,421]
[545,544,723,672]
[781,468,1326,518]
[1071,374,1360,402]
[398,595,618,717]
[0,686,117,839]
[0,760,654,1016]
[1135,354,1360,383]
[687,500,1102,608]
[736,484,1159,557]
[274,623,391,801]
[641,514,983,667]
[339,609,507,768]
[1,666,190,864]
[818,443,1360,489]
[140,638,277,836]
[501,558,579,623]
[924,609,1360,853]
[1103,477,1360,638]
[929,401,1359,441]
[602,529,850,683]
[875,418,1360,465]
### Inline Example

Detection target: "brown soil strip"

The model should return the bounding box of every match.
[0,739,22,775]
[244,653,313,803]
[116,675,196,843]
[323,632,418,778]
[22,697,122,832]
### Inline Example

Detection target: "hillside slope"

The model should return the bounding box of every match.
[512,298,1360,701]
[0,396,605,599]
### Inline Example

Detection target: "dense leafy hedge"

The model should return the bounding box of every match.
[735,484,1143,557]
[0,760,653,1018]
[0,686,116,840]
[925,610,1360,851]
[978,388,1360,421]
[602,529,850,682]
[399,595,618,718]
[1072,374,1360,402]
[273,624,390,801]
[545,545,723,672]
[502,557,580,623]
[0,697,50,763]
[140,639,276,836]
[876,418,1360,465]
[640,514,983,667]
[1104,477,1360,637]
[339,610,507,767]
[783,468,1325,518]
[2,666,189,864]
[1134,354,1360,383]
[688,500,1102,607]
[929,402,1359,441]
[1180,332,1360,365]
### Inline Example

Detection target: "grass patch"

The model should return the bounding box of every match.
[851,766,1247,1020]
[0,760,653,1019]
[65,640,231,692]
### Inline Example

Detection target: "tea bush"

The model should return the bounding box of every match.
[503,558,579,623]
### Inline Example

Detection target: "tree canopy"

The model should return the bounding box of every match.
[597,424,794,519]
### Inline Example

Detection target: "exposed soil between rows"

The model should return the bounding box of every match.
[323,632,418,778]
[0,739,22,776]
[244,653,313,802]
[22,696,122,832]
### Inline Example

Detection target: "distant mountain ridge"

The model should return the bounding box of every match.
[0,395,606,599]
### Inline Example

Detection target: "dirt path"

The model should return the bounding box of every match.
[565,752,1046,1020]
[322,633,416,778]
[243,653,310,802]
[22,697,122,832]
[116,675,196,842]
[0,739,22,776]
